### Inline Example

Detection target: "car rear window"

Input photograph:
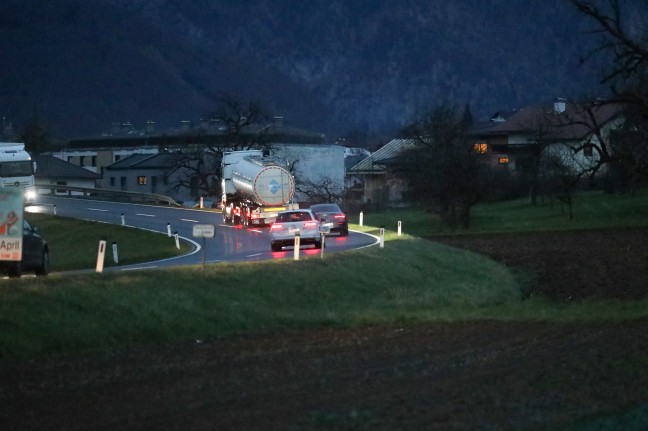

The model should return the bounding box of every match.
[277,212,313,222]
[312,204,340,212]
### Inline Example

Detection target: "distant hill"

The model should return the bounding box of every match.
[0,0,605,141]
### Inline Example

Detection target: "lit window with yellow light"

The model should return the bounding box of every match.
[498,156,509,164]
[473,142,488,154]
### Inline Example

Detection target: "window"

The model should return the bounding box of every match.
[110,177,115,186]
[137,176,147,185]
[91,156,97,166]
[498,156,510,164]
[55,181,67,195]
[79,156,85,167]
[473,142,488,154]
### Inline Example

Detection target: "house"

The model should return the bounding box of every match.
[347,99,626,209]
[33,154,101,193]
[102,152,202,204]
[347,139,416,209]
[470,99,625,173]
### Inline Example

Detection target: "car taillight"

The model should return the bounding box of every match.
[334,214,346,220]
[250,213,259,219]
[304,221,318,228]
[271,223,283,230]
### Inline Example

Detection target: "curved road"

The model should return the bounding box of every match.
[28,196,379,272]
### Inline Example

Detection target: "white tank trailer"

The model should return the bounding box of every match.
[221,150,296,226]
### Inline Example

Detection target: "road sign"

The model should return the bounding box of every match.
[193,224,214,238]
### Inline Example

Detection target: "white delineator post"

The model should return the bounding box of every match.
[121,213,125,226]
[96,240,106,273]
[294,232,300,261]
[397,220,402,236]
[359,211,364,227]
[112,241,119,263]
[174,231,180,249]
[379,227,385,248]
[167,223,172,237]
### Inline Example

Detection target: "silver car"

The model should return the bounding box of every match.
[270,209,322,252]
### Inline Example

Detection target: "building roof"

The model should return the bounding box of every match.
[473,101,624,142]
[65,121,327,150]
[33,155,101,180]
[349,139,417,174]
[104,152,185,171]
[105,154,155,170]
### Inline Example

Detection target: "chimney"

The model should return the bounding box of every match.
[554,98,566,114]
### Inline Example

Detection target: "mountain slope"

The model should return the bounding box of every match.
[0,0,602,140]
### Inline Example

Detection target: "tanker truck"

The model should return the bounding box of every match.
[221,150,296,226]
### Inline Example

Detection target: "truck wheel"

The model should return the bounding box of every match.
[8,262,22,278]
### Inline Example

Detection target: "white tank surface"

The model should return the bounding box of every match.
[231,157,294,206]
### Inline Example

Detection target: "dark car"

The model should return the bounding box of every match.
[309,203,349,236]
[0,220,49,278]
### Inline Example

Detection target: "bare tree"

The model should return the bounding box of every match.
[20,115,50,155]
[395,103,484,229]
[568,0,648,188]
[295,176,344,205]
[166,94,275,200]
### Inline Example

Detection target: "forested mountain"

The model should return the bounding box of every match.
[0,0,604,141]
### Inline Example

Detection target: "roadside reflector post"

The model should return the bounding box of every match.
[112,241,119,264]
[294,231,300,261]
[320,233,326,258]
[359,211,364,226]
[174,231,180,249]
[379,227,385,248]
[121,213,125,226]
[397,220,402,236]
[200,196,204,209]
[53,205,57,216]
[167,223,171,237]
[96,239,106,273]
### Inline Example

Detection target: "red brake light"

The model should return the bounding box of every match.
[334,214,346,220]
[271,223,283,230]
[304,221,318,228]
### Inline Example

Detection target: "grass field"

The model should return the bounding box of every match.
[1,189,648,358]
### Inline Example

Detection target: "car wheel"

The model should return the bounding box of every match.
[35,250,49,276]
[8,261,22,278]
[341,229,349,236]
[271,242,281,252]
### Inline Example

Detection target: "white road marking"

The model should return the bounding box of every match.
[135,213,156,217]
[88,208,109,212]
[181,218,199,222]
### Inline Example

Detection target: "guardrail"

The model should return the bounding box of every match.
[35,185,182,207]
